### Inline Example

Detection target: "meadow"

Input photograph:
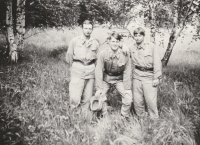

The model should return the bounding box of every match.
[0,26,200,145]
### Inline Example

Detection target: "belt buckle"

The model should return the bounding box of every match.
[84,61,90,65]
[141,67,145,71]
[108,73,113,76]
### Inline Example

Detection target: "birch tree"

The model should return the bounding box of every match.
[161,0,199,66]
[6,0,15,46]
[149,1,157,43]
[6,0,18,62]
[16,0,26,57]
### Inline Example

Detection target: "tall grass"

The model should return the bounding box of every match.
[0,27,200,145]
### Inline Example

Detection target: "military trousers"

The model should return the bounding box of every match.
[101,81,132,117]
[132,79,159,119]
[69,77,94,111]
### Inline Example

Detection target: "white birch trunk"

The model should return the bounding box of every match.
[161,0,194,67]
[16,0,26,57]
[6,0,18,62]
[6,0,15,44]
[149,1,156,44]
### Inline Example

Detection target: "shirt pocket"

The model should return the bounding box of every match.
[130,51,137,64]
[144,51,153,65]
[131,49,136,58]
[118,61,126,72]
[76,41,84,47]
[74,42,84,54]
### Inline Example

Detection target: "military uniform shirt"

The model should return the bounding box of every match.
[130,42,162,81]
[66,35,99,79]
[95,47,131,90]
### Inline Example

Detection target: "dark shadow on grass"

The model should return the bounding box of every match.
[0,44,69,145]
[0,43,68,67]
[0,85,24,145]
[159,64,200,145]
[0,44,11,68]
[23,44,68,64]
[48,46,68,60]
[195,121,200,145]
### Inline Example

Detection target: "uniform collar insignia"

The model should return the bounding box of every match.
[109,48,121,59]
[135,42,145,50]
[79,35,94,45]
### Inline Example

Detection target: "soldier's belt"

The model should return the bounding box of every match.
[104,70,123,76]
[73,59,95,65]
[135,65,153,72]
[103,72,123,82]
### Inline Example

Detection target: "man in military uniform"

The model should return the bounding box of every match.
[66,20,99,111]
[95,31,132,118]
[130,27,162,119]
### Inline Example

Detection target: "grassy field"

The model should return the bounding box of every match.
[0,27,200,145]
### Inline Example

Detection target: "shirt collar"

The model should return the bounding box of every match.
[109,47,121,59]
[79,35,94,45]
[135,42,145,50]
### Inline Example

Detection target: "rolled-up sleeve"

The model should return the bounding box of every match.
[66,39,75,67]
[123,54,132,90]
[153,45,162,80]
[95,51,104,91]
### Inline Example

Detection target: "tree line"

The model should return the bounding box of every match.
[0,0,200,66]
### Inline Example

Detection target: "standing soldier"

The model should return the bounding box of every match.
[95,31,132,118]
[66,20,99,112]
[130,27,162,120]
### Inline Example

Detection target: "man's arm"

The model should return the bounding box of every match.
[153,44,162,86]
[95,51,105,92]
[121,43,130,56]
[123,54,132,90]
[94,39,101,65]
[65,39,75,82]
[66,39,75,68]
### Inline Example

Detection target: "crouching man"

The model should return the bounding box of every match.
[95,31,132,118]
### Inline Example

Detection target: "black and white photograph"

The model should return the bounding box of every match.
[0,0,200,145]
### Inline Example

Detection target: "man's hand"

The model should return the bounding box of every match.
[153,79,160,87]
[65,69,71,83]
[95,90,102,97]
[121,44,129,55]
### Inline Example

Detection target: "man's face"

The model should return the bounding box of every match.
[134,33,144,44]
[82,24,93,37]
[109,36,119,51]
